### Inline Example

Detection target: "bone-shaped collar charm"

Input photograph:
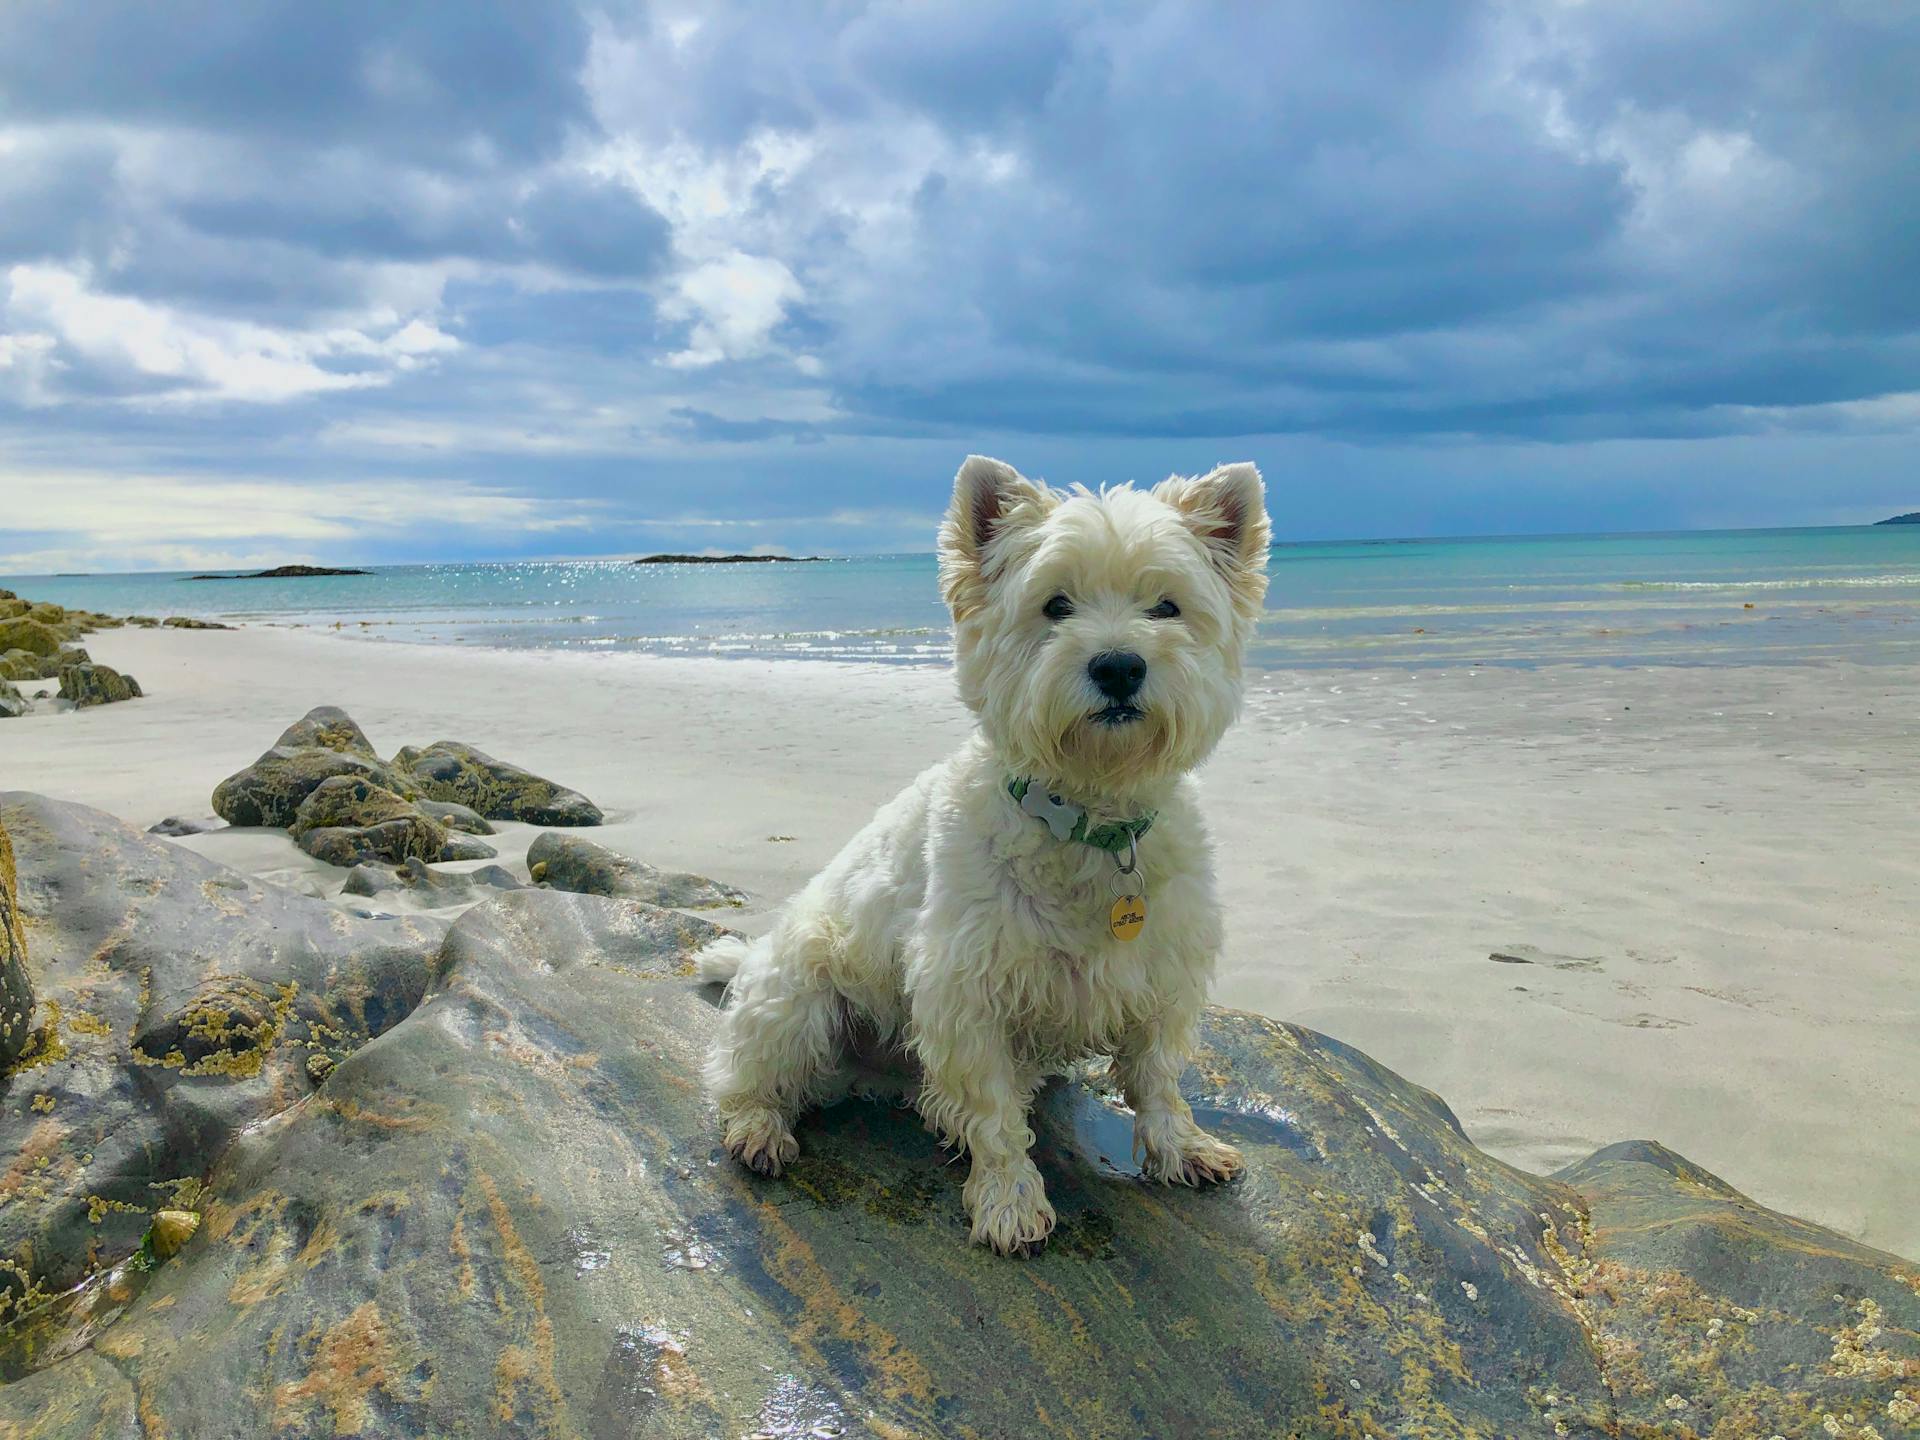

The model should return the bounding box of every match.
[1019,784,1085,842]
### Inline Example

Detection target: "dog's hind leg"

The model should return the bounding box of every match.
[704,914,846,1177]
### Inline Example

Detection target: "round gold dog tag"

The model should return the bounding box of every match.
[1109,893,1147,942]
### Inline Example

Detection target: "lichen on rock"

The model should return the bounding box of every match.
[56,663,142,708]
[391,740,604,826]
[528,830,746,909]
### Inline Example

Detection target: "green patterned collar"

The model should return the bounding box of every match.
[1007,776,1156,854]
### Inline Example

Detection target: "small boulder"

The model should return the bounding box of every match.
[51,646,90,672]
[527,830,746,909]
[290,775,420,836]
[147,816,225,837]
[297,817,453,868]
[290,776,496,867]
[0,681,26,720]
[341,857,524,900]
[161,616,233,630]
[126,615,160,628]
[0,617,66,658]
[57,663,142,708]
[391,741,603,825]
[0,650,45,682]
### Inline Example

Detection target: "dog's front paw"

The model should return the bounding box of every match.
[723,1104,800,1177]
[964,1161,1057,1257]
[1139,1120,1243,1187]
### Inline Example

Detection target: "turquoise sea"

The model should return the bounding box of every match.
[9,526,1920,669]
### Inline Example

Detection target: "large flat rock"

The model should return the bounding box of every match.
[0,793,445,1332]
[0,797,1914,1437]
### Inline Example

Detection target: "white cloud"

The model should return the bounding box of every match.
[0,263,461,405]
[659,251,802,368]
[0,469,597,574]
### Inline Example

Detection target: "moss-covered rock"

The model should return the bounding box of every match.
[0,651,45,683]
[392,740,604,826]
[415,798,495,835]
[160,616,233,630]
[528,830,746,909]
[0,815,33,1067]
[0,681,26,720]
[0,617,66,658]
[288,776,498,868]
[212,747,413,828]
[55,663,142,708]
[289,775,419,836]
[267,704,378,759]
[0,799,1912,1437]
[49,646,90,673]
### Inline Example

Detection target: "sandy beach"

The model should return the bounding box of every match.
[4,622,1915,1259]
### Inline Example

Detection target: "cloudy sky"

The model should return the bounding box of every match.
[2,1,1917,572]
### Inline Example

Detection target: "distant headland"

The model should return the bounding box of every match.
[1874,512,1920,525]
[631,553,827,565]
[186,564,372,580]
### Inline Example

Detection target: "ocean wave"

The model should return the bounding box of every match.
[1618,574,1920,591]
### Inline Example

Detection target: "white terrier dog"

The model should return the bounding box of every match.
[699,456,1271,1255]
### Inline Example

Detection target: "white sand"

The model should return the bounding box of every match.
[4,625,1915,1258]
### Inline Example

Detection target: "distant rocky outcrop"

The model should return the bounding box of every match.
[56,662,142,708]
[529,830,746,908]
[632,552,826,564]
[185,564,370,579]
[160,615,234,629]
[1875,511,1920,525]
[390,739,604,826]
[2,793,1915,1437]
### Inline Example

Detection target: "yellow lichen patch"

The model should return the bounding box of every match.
[63,1009,112,1037]
[450,1211,476,1299]
[747,1191,939,1419]
[28,1092,53,1113]
[86,1193,147,1225]
[1829,1299,1917,1383]
[477,1172,564,1431]
[270,1301,420,1435]
[3,998,67,1076]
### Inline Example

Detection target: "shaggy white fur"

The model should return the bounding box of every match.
[700,455,1272,1255]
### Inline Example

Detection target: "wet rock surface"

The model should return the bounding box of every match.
[341,856,524,901]
[1,795,1914,1438]
[392,739,604,826]
[0,822,31,1067]
[528,830,747,909]
[0,684,25,721]
[0,794,445,1347]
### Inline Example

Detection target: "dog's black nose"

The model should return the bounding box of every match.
[1087,650,1147,701]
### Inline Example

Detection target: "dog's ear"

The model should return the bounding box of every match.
[939,456,1053,618]
[1155,462,1272,614]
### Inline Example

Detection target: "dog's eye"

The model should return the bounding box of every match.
[1042,594,1074,621]
[1147,598,1181,619]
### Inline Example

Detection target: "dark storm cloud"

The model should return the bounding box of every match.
[2,1,1917,570]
